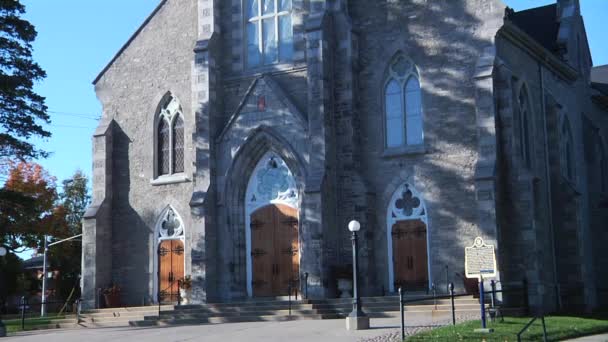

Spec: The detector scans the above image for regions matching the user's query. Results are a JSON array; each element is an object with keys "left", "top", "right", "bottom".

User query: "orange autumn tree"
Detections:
[{"left": 0, "top": 162, "right": 67, "bottom": 254}]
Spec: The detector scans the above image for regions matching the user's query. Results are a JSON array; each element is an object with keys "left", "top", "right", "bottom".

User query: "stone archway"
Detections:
[
  {"left": 387, "top": 183, "right": 430, "bottom": 292},
  {"left": 245, "top": 152, "right": 300, "bottom": 297}
]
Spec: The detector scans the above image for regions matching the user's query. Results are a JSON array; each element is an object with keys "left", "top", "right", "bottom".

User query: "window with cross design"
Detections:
[{"left": 246, "top": 0, "right": 293, "bottom": 68}]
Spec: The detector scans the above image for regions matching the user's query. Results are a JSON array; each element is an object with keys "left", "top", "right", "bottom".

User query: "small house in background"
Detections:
[{"left": 21, "top": 254, "right": 61, "bottom": 311}]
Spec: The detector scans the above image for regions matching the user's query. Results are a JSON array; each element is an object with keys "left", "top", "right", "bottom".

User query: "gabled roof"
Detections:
[
  {"left": 508, "top": 4, "right": 560, "bottom": 55},
  {"left": 592, "top": 65, "right": 608, "bottom": 84},
  {"left": 92, "top": 0, "right": 168, "bottom": 85}
]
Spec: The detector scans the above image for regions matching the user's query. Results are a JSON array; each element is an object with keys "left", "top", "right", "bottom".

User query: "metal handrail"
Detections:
[{"left": 517, "top": 316, "right": 548, "bottom": 342}]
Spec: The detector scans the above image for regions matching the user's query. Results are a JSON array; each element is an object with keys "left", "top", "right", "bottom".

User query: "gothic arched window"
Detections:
[
  {"left": 518, "top": 86, "right": 533, "bottom": 169},
  {"left": 172, "top": 114, "right": 184, "bottom": 173},
  {"left": 246, "top": 0, "right": 293, "bottom": 68},
  {"left": 158, "top": 119, "right": 170, "bottom": 176},
  {"left": 560, "top": 117, "right": 575, "bottom": 181},
  {"left": 155, "top": 94, "right": 185, "bottom": 178},
  {"left": 384, "top": 56, "right": 423, "bottom": 148}
]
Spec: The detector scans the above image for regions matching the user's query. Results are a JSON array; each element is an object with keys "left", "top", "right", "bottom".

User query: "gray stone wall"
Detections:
[
  {"left": 90, "top": 0, "right": 198, "bottom": 306},
  {"left": 349, "top": 0, "right": 504, "bottom": 295},
  {"left": 84, "top": 0, "right": 608, "bottom": 314},
  {"left": 495, "top": 4, "right": 608, "bottom": 311}
]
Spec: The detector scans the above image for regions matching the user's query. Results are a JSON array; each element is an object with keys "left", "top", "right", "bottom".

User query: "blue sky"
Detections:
[{"left": 20, "top": 0, "right": 608, "bottom": 188}]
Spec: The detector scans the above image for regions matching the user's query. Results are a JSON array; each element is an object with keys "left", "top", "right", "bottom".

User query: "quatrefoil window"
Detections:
[
  {"left": 158, "top": 208, "right": 184, "bottom": 238},
  {"left": 395, "top": 188, "right": 421, "bottom": 216}
]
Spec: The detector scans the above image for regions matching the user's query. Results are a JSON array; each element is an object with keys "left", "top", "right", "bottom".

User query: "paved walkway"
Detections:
[
  {"left": 564, "top": 334, "right": 608, "bottom": 342},
  {"left": 6, "top": 315, "right": 458, "bottom": 342}
]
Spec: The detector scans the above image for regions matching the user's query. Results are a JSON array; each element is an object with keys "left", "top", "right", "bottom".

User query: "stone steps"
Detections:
[
  {"left": 131, "top": 313, "right": 340, "bottom": 327},
  {"left": 77, "top": 306, "right": 168, "bottom": 327}
]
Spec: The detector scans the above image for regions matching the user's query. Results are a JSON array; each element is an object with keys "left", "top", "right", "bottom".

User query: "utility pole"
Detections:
[
  {"left": 40, "top": 234, "right": 82, "bottom": 317},
  {"left": 41, "top": 235, "right": 48, "bottom": 317}
]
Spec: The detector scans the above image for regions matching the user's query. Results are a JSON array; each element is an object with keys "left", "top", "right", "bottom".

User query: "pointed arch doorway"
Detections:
[
  {"left": 245, "top": 152, "right": 300, "bottom": 297},
  {"left": 387, "top": 183, "right": 430, "bottom": 292},
  {"left": 154, "top": 207, "right": 185, "bottom": 303}
]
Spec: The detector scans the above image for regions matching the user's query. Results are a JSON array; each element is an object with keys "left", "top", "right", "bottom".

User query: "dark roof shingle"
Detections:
[{"left": 508, "top": 4, "right": 559, "bottom": 54}]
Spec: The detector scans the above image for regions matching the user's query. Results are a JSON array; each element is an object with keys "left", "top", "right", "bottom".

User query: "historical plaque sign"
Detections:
[{"left": 465, "top": 237, "right": 496, "bottom": 279}]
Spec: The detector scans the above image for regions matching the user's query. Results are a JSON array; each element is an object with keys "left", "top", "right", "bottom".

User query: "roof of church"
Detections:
[
  {"left": 93, "top": 0, "right": 168, "bottom": 85},
  {"left": 508, "top": 4, "right": 560, "bottom": 55},
  {"left": 592, "top": 65, "right": 608, "bottom": 84}
]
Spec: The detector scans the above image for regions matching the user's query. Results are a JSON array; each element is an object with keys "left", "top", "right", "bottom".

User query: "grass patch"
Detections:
[
  {"left": 3, "top": 315, "right": 66, "bottom": 333},
  {"left": 406, "top": 316, "right": 608, "bottom": 341}
]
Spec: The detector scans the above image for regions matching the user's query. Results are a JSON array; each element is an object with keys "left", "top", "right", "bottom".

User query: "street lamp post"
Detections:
[
  {"left": 346, "top": 220, "right": 370, "bottom": 331},
  {"left": 0, "top": 246, "right": 8, "bottom": 337}
]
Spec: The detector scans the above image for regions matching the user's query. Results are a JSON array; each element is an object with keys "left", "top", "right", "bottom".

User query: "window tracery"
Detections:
[
  {"left": 246, "top": 152, "right": 298, "bottom": 212},
  {"left": 389, "top": 183, "right": 427, "bottom": 222},
  {"left": 158, "top": 207, "right": 184, "bottom": 239}
]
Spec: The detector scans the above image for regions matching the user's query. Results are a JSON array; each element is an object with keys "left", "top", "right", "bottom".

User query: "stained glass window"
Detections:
[
  {"left": 385, "top": 57, "right": 423, "bottom": 148},
  {"left": 246, "top": 0, "right": 293, "bottom": 67},
  {"left": 172, "top": 114, "right": 184, "bottom": 173},
  {"left": 385, "top": 80, "right": 404, "bottom": 147},
  {"left": 158, "top": 119, "right": 170, "bottom": 176},
  {"left": 156, "top": 94, "right": 186, "bottom": 177}
]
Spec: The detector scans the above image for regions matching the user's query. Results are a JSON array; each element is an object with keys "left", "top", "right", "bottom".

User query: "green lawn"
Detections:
[
  {"left": 3, "top": 316, "right": 65, "bottom": 333},
  {"left": 406, "top": 316, "right": 608, "bottom": 341}
]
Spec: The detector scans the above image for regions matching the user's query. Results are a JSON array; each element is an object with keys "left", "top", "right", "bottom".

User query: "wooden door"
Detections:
[
  {"left": 392, "top": 220, "right": 428, "bottom": 290},
  {"left": 251, "top": 204, "right": 299, "bottom": 297},
  {"left": 274, "top": 205, "right": 299, "bottom": 295},
  {"left": 158, "top": 239, "right": 184, "bottom": 303},
  {"left": 250, "top": 206, "right": 276, "bottom": 297}
]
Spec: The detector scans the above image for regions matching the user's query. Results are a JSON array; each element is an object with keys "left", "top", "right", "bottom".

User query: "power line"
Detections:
[
  {"left": 48, "top": 110, "right": 100, "bottom": 119},
  {"left": 49, "top": 124, "right": 96, "bottom": 129},
  {"left": 49, "top": 112, "right": 100, "bottom": 121}
]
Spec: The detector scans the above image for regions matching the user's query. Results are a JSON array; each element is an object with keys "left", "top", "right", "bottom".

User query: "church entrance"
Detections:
[
  {"left": 245, "top": 152, "right": 300, "bottom": 297},
  {"left": 392, "top": 219, "right": 428, "bottom": 290},
  {"left": 154, "top": 206, "right": 186, "bottom": 304},
  {"left": 387, "top": 183, "right": 430, "bottom": 292},
  {"left": 250, "top": 204, "right": 299, "bottom": 297},
  {"left": 158, "top": 239, "right": 184, "bottom": 303}
]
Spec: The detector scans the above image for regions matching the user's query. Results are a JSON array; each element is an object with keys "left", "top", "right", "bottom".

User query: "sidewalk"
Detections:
[
  {"left": 6, "top": 316, "right": 446, "bottom": 342},
  {"left": 564, "top": 334, "right": 608, "bottom": 342}
]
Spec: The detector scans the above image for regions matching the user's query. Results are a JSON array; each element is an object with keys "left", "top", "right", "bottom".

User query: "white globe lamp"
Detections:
[{"left": 348, "top": 220, "right": 361, "bottom": 232}]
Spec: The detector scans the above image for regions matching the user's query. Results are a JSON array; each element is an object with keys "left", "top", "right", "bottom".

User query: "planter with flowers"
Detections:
[
  {"left": 178, "top": 276, "right": 192, "bottom": 305},
  {"left": 102, "top": 283, "right": 121, "bottom": 308}
]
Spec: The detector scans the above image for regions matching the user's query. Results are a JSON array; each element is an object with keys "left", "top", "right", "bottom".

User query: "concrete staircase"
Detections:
[
  {"left": 77, "top": 305, "right": 173, "bottom": 328},
  {"left": 65, "top": 294, "right": 523, "bottom": 328},
  {"left": 130, "top": 299, "right": 336, "bottom": 327},
  {"left": 309, "top": 295, "right": 484, "bottom": 319},
  {"left": 129, "top": 294, "right": 511, "bottom": 327}
]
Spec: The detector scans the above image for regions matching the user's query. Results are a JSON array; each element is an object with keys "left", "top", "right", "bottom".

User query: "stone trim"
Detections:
[
  {"left": 150, "top": 173, "right": 190, "bottom": 186},
  {"left": 498, "top": 22, "right": 577, "bottom": 83}
]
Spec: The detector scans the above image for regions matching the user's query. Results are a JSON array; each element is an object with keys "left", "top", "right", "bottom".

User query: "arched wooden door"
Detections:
[
  {"left": 392, "top": 219, "right": 428, "bottom": 290},
  {"left": 158, "top": 239, "right": 184, "bottom": 303},
  {"left": 250, "top": 204, "right": 299, "bottom": 297}
]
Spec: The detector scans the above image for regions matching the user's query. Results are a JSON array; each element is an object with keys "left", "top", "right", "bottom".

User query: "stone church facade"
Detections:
[{"left": 81, "top": 0, "right": 608, "bottom": 313}]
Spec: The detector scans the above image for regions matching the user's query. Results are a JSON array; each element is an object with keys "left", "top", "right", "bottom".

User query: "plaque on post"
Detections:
[
  {"left": 465, "top": 237, "right": 496, "bottom": 333},
  {"left": 465, "top": 237, "right": 496, "bottom": 279}
]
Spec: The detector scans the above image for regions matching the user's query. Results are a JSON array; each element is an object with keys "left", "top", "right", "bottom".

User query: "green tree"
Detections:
[
  {"left": 50, "top": 171, "right": 89, "bottom": 300},
  {"left": 0, "top": 0, "right": 49, "bottom": 162},
  {"left": 0, "top": 162, "right": 61, "bottom": 254}
]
